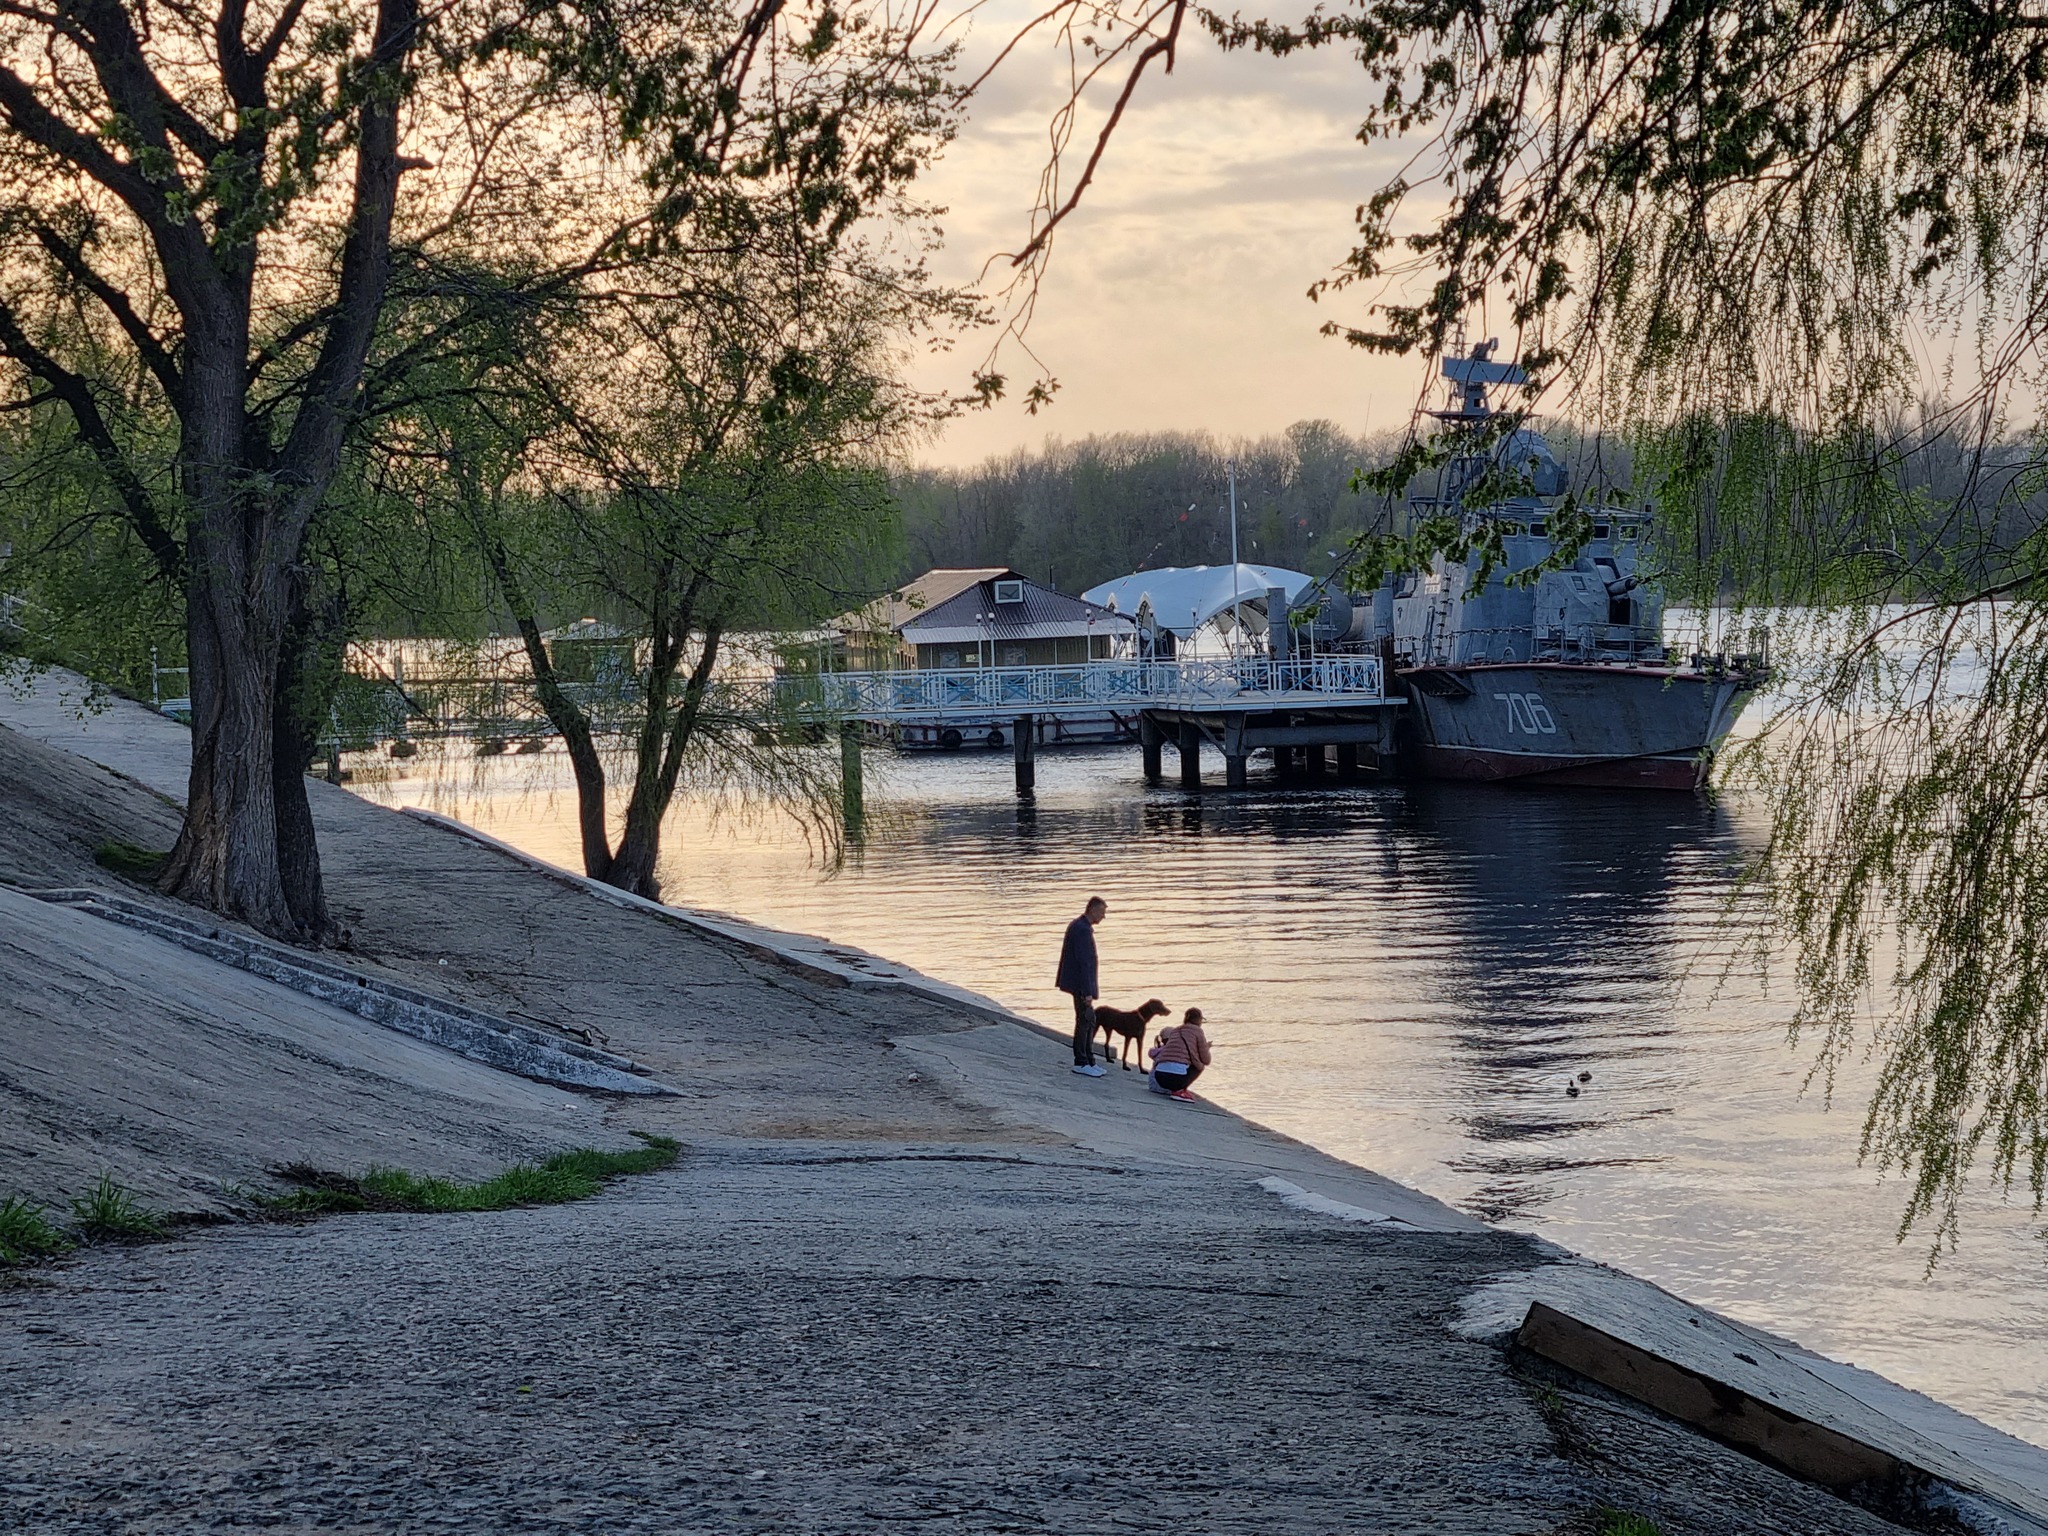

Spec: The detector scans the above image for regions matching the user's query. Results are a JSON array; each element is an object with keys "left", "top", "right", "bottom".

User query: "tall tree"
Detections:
[
  {"left": 0, "top": 0, "right": 957, "bottom": 939},
  {"left": 366, "top": 223, "right": 960, "bottom": 896}
]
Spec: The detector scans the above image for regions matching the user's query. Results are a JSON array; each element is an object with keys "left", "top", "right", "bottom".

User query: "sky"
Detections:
[
  {"left": 905, "top": 15, "right": 2038, "bottom": 471},
  {"left": 904, "top": 5, "right": 1441, "bottom": 468}
]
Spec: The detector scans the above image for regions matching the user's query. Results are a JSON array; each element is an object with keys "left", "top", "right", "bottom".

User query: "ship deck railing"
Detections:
[{"left": 1401, "top": 626, "right": 1679, "bottom": 668}]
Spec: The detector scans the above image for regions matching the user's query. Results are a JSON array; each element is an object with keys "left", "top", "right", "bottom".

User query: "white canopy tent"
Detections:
[{"left": 1081, "top": 564, "right": 1317, "bottom": 641}]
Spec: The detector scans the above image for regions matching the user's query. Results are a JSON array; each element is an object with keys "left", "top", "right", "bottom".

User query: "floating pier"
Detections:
[
  {"left": 309, "top": 653, "right": 1402, "bottom": 811},
  {"left": 816, "top": 657, "right": 1402, "bottom": 797}
]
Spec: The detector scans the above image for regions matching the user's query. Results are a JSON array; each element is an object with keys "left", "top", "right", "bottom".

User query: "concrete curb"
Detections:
[{"left": 28, "top": 888, "right": 675, "bottom": 1097}]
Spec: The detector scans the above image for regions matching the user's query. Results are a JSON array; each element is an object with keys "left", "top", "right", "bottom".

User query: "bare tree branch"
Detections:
[
  {"left": 0, "top": 296, "right": 180, "bottom": 579},
  {"left": 31, "top": 219, "right": 182, "bottom": 401}
]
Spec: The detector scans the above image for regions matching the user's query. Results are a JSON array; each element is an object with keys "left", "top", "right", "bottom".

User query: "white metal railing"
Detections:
[
  {"left": 150, "top": 651, "right": 191, "bottom": 718},
  {"left": 808, "top": 657, "right": 1383, "bottom": 719},
  {"left": 317, "top": 655, "right": 1388, "bottom": 748}
]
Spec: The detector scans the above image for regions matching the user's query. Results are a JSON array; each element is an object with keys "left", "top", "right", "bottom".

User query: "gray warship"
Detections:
[{"left": 1304, "top": 343, "right": 1767, "bottom": 790}]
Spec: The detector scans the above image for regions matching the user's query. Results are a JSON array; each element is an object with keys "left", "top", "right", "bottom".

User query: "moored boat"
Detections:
[{"left": 1304, "top": 341, "right": 1766, "bottom": 789}]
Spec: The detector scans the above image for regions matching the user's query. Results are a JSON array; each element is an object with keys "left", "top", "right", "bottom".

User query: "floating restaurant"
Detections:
[{"left": 825, "top": 568, "right": 1138, "bottom": 749}]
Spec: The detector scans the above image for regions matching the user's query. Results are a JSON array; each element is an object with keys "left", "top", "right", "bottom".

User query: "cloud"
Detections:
[{"left": 910, "top": 9, "right": 1445, "bottom": 467}]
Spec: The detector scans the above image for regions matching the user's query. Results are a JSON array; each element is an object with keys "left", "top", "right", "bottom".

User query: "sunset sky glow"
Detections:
[{"left": 907, "top": 6, "right": 1440, "bottom": 466}]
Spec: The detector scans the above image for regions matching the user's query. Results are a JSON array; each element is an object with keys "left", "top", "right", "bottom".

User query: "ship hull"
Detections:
[{"left": 1397, "top": 663, "right": 1756, "bottom": 791}]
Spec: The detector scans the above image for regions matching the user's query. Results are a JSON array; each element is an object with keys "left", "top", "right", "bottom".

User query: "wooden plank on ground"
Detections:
[{"left": 1518, "top": 1301, "right": 1901, "bottom": 1492}]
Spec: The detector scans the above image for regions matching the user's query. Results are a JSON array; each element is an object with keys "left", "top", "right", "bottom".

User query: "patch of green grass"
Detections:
[
  {"left": 278, "top": 1133, "right": 680, "bottom": 1216},
  {"left": 92, "top": 840, "right": 168, "bottom": 879},
  {"left": 1595, "top": 1510, "right": 1665, "bottom": 1536},
  {"left": 68, "top": 1174, "right": 167, "bottom": 1244},
  {"left": 0, "top": 1197, "right": 72, "bottom": 1265},
  {"left": 244, "top": 1177, "right": 375, "bottom": 1217}
]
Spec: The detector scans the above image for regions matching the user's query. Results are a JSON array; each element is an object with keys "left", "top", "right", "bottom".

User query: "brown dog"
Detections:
[{"left": 1094, "top": 999, "right": 1170, "bottom": 1070}]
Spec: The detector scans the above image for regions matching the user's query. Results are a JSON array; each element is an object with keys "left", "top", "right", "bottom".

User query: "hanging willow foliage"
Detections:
[
  {"left": 1709, "top": 587, "right": 2048, "bottom": 1253},
  {"left": 1120, "top": 0, "right": 2048, "bottom": 1245}
]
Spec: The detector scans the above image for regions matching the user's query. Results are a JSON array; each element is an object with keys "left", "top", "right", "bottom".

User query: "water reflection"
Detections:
[{"left": 1385, "top": 786, "right": 1742, "bottom": 1220}]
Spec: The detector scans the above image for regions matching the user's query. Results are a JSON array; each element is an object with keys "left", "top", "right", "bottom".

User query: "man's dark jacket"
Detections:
[{"left": 1056, "top": 914, "right": 1098, "bottom": 998}]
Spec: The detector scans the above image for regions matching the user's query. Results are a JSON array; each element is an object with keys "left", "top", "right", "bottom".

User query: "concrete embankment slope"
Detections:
[
  {"left": 0, "top": 722, "right": 621, "bottom": 1210},
  {"left": 0, "top": 882, "right": 608, "bottom": 1209},
  {"left": 0, "top": 668, "right": 1042, "bottom": 1151},
  {"left": 1, "top": 664, "right": 2044, "bottom": 1535}
]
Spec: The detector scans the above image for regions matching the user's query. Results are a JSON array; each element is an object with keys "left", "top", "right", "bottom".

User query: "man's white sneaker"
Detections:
[{"left": 1073, "top": 1064, "right": 1107, "bottom": 1077}]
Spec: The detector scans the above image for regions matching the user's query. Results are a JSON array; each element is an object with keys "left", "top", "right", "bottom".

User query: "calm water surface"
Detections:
[{"left": 357, "top": 745, "right": 2048, "bottom": 1448}]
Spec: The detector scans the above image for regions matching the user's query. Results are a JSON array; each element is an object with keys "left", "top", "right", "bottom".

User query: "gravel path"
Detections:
[{"left": 2, "top": 1142, "right": 1920, "bottom": 1535}]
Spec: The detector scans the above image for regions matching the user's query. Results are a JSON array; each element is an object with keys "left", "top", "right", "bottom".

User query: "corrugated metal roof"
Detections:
[
  {"left": 829, "top": 568, "right": 1018, "bottom": 636},
  {"left": 902, "top": 576, "right": 1133, "bottom": 640}
]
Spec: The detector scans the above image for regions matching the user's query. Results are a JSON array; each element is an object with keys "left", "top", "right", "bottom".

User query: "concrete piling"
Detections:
[
  {"left": 1140, "top": 714, "right": 1163, "bottom": 783},
  {"left": 1178, "top": 719, "right": 1202, "bottom": 791},
  {"left": 840, "top": 722, "right": 864, "bottom": 838},
  {"left": 1014, "top": 715, "right": 1035, "bottom": 795}
]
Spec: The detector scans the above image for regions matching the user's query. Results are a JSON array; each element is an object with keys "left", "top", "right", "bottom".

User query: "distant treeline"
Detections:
[
  {"left": 895, "top": 411, "right": 2048, "bottom": 605},
  {"left": 891, "top": 421, "right": 1404, "bottom": 595}
]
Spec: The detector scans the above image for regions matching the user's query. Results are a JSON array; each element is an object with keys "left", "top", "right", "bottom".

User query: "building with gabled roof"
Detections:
[
  {"left": 829, "top": 568, "right": 1135, "bottom": 671},
  {"left": 828, "top": 568, "right": 1016, "bottom": 669},
  {"left": 898, "top": 571, "right": 1135, "bottom": 670}
]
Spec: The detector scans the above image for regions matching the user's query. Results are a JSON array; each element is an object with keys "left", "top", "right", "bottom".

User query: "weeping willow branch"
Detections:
[{"left": 1722, "top": 584, "right": 2048, "bottom": 1256}]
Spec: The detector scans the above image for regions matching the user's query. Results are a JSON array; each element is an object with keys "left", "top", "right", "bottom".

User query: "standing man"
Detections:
[{"left": 1058, "top": 896, "right": 1109, "bottom": 1077}]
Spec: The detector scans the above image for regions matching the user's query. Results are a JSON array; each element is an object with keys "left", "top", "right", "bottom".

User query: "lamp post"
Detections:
[{"left": 1228, "top": 459, "right": 1245, "bottom": 664}]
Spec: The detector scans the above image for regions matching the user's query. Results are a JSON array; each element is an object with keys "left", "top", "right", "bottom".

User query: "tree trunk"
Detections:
[
  {"left": 606, "top": 778, "right": 667, "bottom": 900},
  {"left": 272, "top": 585, "right": 332, "bottom": 938},
  {"left": 487, "top": 535, "right": 615, "bottom": 882},
  {"left": 272, "top": 697, "right": 329, "bottom": 937},
  {"left": 153, "top": 272, "right": 333, "bottom": 940},
  {"left": 606, "top": 695, "right": 675, "bottom": 900},
  {"left": 536, "top": 668, "right": 613, "bottom": 885},
  {"left": 605, "top": 626, "right": 722, "bottom": 900},
  {"left": 159, "top": 530, "right": 305, "bottom": 938},
  {"left": 566, "top": 747, "right": 613, "bottom": 884}
]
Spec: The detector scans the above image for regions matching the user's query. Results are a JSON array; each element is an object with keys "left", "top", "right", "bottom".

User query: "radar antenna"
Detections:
[{"left": 1429, "top": 337, "right": 1524, "bottom": 422}]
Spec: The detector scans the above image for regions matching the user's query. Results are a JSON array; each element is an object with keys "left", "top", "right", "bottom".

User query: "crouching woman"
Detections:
[{"left": 1148, "top": 1008, "right": 1211, "bottom": 1100}]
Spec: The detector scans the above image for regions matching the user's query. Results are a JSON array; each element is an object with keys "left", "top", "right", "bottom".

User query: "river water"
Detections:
[{"left": 354, "top": 744, "right": 2048, "bottom": 1449}]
